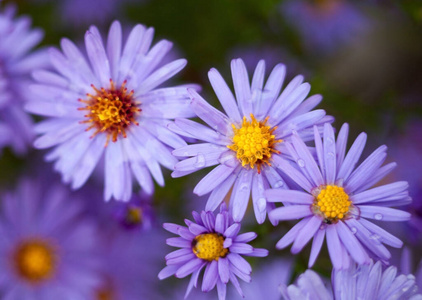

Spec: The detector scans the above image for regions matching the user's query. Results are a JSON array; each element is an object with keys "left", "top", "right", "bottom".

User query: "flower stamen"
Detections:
[
  {"left": 313, "top": 185, "right": 351, "bottom": 222},
  {"left": 192, "top": 233, "right": 228, "bottom": 261}
]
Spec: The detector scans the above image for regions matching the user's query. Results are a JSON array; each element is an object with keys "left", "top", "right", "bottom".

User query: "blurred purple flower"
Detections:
[
  {"left": 26, "top": 20, "right": 199, "bottom": 201},
  {"left": 171, "top": 58, "right": 332, "bottom": 223},
  {"left": 113, "top": 194, "right": 155, "bottom": 231},
  {"left": 0, "top": 179, "right": 101, "bottom": 299},
  {"left": 280, "top": 0, "right": 369, "bottom": 54},
  {"left": 266, "top": 123, "right": 411, "bottom": 269},
  {"left": 282, "top": 261, "right": 421, "bottom": 299},
  {"left": 0, "top": 5, "right": 48, "bottom": 155},
  {"left": 158, "top": 204, "right": 268, "bottom": 300}
]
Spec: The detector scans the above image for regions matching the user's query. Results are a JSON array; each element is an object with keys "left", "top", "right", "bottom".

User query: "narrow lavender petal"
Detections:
[
  {"left": 337, "top": 132, "right": 367, "bottom": 182},
  {"left": 214, "top": 214, "right": 225, "bottom": 234},
  {"left": 308, "top": 227, "right": 325, "bottom": 268},
  {"left": 353, "top": 162, "right": 397, "bottom": 194},
  {"left": 172, "top": 143, "right": 227, "bottom": 158},
  {"left": 174, "top": 152, "right": 220, "bottom": 172},
  {"left": 276, "top": 110, "right": 326, "bottom": 139},
  {"left": 231, "top": 58, "right": 252, "bottom": 116},
  {"left": 263, "top": 166, "right": 287, "bottom": 189},
  {"left": 313, "top": 125, "right": 325, "bottom": 178},
  {"left": 336, "top": 123, "right": 349, "bottom": 172},
  {"left": 194, "top": 164, "right": 236, "bottom": 196},
  {"left": 234, "top": 232, "right": 257, "bottom": 243},
  {"left": 132, "top": 162, "right": 154, "bottom": 194},
  {"left": 189, "top": 88, "right": 232, "bottom": 135},
  {"left": 163, "top": 223, "right": 185, "bottom": 234},
  {"left": 177, "top": 227, "right": 196, "bottom": 240},
  {"left": 185, "top": 267, "right": 202, "bottom": 299},
  {"left": 218, "top": 258, "right": 230, "bottom": 284},
  {"left": 272, "top": 156, "right": 313, "bottom": 192},
  {"left": 223, "top": 223, "right": 241, "bottom": 238},
  {"left": 269, "top": 205, "right": 312, "bottom": 221},
  {"left": 201, "top": 211, "right": 216, "bottom": 232},
  {"left": 229, "top": 271, "right": 244, "bottom": 297},
  {"left": 291, "top": 215, "right": 322, "bottom": 254},
  {"left": 165, "top": 248, "right": 193, "bottom": 261},
  {"left": 336, "top": 221, "right": 370, "bottom": 265},
  {"left": 229, "top": 243, "right": 254, "bottom": 254},
  {"left": 174, "top": 118, "right": 229, "bottom": 145},
  {"left": 167, "top": 252, "right": 196, "bottom": 265},
  {"left": 247, "top": 248, "right": 269, "bottom": 257},
  {"left": 188, "top": 223, "right": 208, "bottom": 236},
  {"left": 345, "top": 146, "right": 387, "bottom": 193},
  {"left": 351, "top": 181, "right": 409, "bottom": 204},
  {"left": 146, "top": 122, "right": 188, "bottom": 150},
  {"left": 345, "top": 219, "right": 391, "bottom": 261},
  {"left": 322, "top": 123, "right": 337, "bottom": 184},
  {"left": 227, "top": 253, "right": 252, "bottom": 274},
  {"left": 208, "top": 68, "right": 242, "bottom": 122},
  {"left": 275, "top": 218, "right": 309, "bottom": 249},
  {"left": 230, "top": 169, "right": 253, "bottom": 222},
  {"left": 358, "top": 218, "right": 403, "bottom": 248},
  {"left": 206, "top": 169, "right": 239, "bottom": 212},
  {"left": 358, "top": 206, "right": 411, "bottom": 222},
  {"left": 59, "top": 38, "right": 94, "bottom": 84},
  {"left": 166, "top": 237, "right": 191, "bottom": 248},
  {"left": 176, "top": 258, "right": 204, "bottom": 278},
  {"left": 291, "top": 132, "right": 324, "bottom": 187},
  {"left": 265, "top": 189, "right": 314, "bottom": 204},
  {"left": 251, "top": 172, "right": 267, "bottom": 224},
  {"left": 158, "top": 265, "right": 179, "bottom": 280},
  {"left": 251, "top": 60, "right": 265, "bottom": 93},
  {"left": 106, "top": 20, "right": 122, "bottom": 80},
  {"left": 290, "top": 94, "right": 323, "bottom": 117},
  {"left": 85, "top": 31, "right": 110, "bottom": 87},
  {"left": 326, "top": 225, "right": 343, "bottom": 269},
  {"left": 202, "top": 260, "right": 218, "bottom": 292},
  {"left": 216, "top": 279, "right": 227, "bottom": 300}
]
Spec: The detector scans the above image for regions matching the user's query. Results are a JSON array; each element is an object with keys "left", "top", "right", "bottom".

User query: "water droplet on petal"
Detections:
[
  {"left": 258, "top": 198, "right": 266, "bottom": 212},
  {"left": 374, "top": 213, "right": 383, "bottom": 220},
  {"left": 297, "top": 159, "right": 305, "bottom": 168},
  {"left": 327, "top": 152, "right": 335, "bottom": 159},
  {"left": 369, "top": 234, "right": 380, "bottom": 241},
  {"left": 350, "top": 227, "right": 357, "bottom": 234},
  {"left": 326, "top": 138, "right": 334, "bottom": 145},
  {"left": 183, "top": 151, "right": 189, "bottom": 156},
  {"left": 240, "top": 183, "right": 249, "bottom": 191},
  {"left": 274, "top": 181, "right": 284, "bottom": 188},
  {"left": 219, "top": 152, "right": 237, "bottom": 167},
  {"left": 194, "top": 153, "right": 206, "bottom": 168}
]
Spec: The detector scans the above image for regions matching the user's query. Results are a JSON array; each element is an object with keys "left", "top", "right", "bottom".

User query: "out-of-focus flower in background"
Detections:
[
  {"left": 26, "top": 20, "right": 199, "bottom": 201},
  {"left": 0, "top": 179, "right": 101, "bottom": 299},
  {"left": 171, "top": 58, "right": 332, "bottom": 224},
  {"left": 0, "top": 5, "right": 48, "bottom": 156}
]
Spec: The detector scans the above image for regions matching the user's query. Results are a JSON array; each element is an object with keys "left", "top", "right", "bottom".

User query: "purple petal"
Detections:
[
  {"left": 166, "top": 237, "right": 191, "bottom": 248},
  {"left": 272, "top": 156, "right": 313, "bottom": 192},
  {"left": 265, "top": 189, "right": 314, "bottom": 204},
  {"left": 337, "top": 132, "right": 367, "bottom": 182},
  {"left": 194, "top": 164, "right": 236, "bottom": 196},
  {"left": 336, "top": 221, "right": 370, "bottom": 265},
  {"left": 350, "top": 181, "right": 408, "bottom": 204},
  {"left": 230, "top": 169, "right": 253, "bottom": 222},
  {"left": 358, "top": 206, "right": 411, "bottom": 222},
  {"left": 336, "top": 123, "right": 349, "bottom": 172},
  {"left": 291, "top": 215, "right": 322, "bottom": 254},
  {"left": 229, "top": 243, "right": 254, "bottom": 254},
  {"left": 158, "top": 265, "right": 179, "bottom": 280},
  {"left": 326, "top": 225, "right": 343, "bottom": 269},
  {"left": 227, "top": 253, "right": 252, "bottom": 274},
  {"left": 275, "top": 218, "right": 308, "bottom": 249},
  {"left": 308, "top": 227, "right": 325, "bottom": 268},
  {"left": 206, "top": 169, "right": 238, "bottom": 212},
  {"left": 224, "top": 223, "right": 240, "bottom": 238},
  {"left": 323, "top": 123, "right": 337, "bottom": 184},
  {"left": 218, "top": 258, "right": 230, "bottom": 284},
  {"left": 269, "top": 205, "right": 312, "bottom": 221},
  {"left": 251, "top": 172, "right": 267, "bottom": 224},
  {"left": 175, "top": 258, "right": 205, "bottom": 278},
  {"left": 202, "top": 260, "right": 218, "bottom": 292},
  {"left": 358, "top": 218, "right": 403, "bottom": 248},
  {"left": 234, "top": 232, "right": 257, "bottom": 243},
  {"left": 231, "top": 58, "right": 252, "bottom": 116}
]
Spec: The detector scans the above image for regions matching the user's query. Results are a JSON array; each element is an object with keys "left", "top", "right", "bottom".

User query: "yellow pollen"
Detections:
[
  {"left": 125, "top": 206, "right": 142, "bottom": 225},
  {"left": 227, "top": 114, "right": 281, "bottom": 173},
  {"left": 192, "top": 233, "right": 228, "bottom": 261},
  {"left": 313, "top": 185, "right": 351, "bottom": 222},
  {"left": 78, "top": 79, "right": 141, "bottom": 147},
  {"left": 14, "top": 239, "right": 56, "bottom": 283}
]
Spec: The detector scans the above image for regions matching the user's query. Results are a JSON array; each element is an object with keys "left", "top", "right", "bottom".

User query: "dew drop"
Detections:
[
  {"left": 297, "top": 159, "right": 305, "bottom": 168},
  {"left": 326, "top": 138, "right": 334, "bottom": 145},
  {"left": 194, "top": 153, "right": 206, "bottom": 168},
  {"left": 183, "top": 151, "right": 189, "bottom": 156},
  {"left": 350, "top": 227, "right": 357, "bottom": 234},
  {"left": 258, "top": 198, "right": 266, "bottom": 212},
  {"left": 369, "top": 234, "right": 380, "bottom": 241},
  {"left": 274, "top": 181, "right": 284, "bottom": 188},
  {"left": 219, "top": 152, "right": 237, "bottom": 167},
  {"left": 240, "top": 183, "right": 249, "bottom": 191},
  {"left": 327, "top": 152, "right": 335, "bottom": 159},
  {"left": 374, "top": 213, "right": 383, "bottom": 220}
]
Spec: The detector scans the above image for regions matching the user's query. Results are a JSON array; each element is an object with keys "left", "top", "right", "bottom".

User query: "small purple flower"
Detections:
[
  {"left": 26, "top": 21, "right": 199, "bottom": 201},
  {"left": 282, "top": 261, "right": 421, "bottom": 299},
  {"left": 171, "top": 58, "right": 332, "bottom": 223},
  {"left": 113, "top": 195, "right": 155, "bottom": 231},
  {"left": 266, "top": 123, "right": 411, "bottom": 269},
  {"left": 0, "top": 179, "right": 101, "bottom": 299},
  {"left": 158, "top": 204, "right": 268, "bottom": 300},
  {"left": 0, "top": 5, "right": 49, "bottom": 155}
]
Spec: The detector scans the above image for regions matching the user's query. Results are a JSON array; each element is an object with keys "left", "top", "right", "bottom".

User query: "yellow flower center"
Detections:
[
  {"left": 125, "top": 206, "right": 143, "bottom": 225},
  {"left": 78, "top": 79, "right": 141, "bottom": 146},
  {"left": 227, "top": 114, "right": 281, "bottom": 172},
  {"left": 192, "top": 233, "right": 228, "bottom": 261},
  {"left": 14, "top": 239, "right": 56, "bottom": 283},
  {"left": 313, "top": 185, "right": 351, "bottom": 222}
]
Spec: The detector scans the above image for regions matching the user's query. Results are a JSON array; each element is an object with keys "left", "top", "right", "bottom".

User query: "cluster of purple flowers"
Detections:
[{"left": 0, "top": 2, "right": 420, "bottom": 299}]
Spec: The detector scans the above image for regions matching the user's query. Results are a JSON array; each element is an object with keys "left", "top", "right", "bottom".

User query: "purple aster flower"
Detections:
[
  {"left": 0, "top": 5, "right": 48, "bottom": 155},
  {"left": 171, "top": 58, "right": 332, "bottom": 223},
  {"left": 266, "top": 123, "right": 411, "bottom": 269},
  {"left": 280, "top": 0, "right": 369, "bottom": 54},
  {"left": 113, "top": 194, "right": 155, "bottom": 231},
  {"left": 93, "top": 229, "right": 166, "bottom": 299},
  {"left": 282, "top": 261, "right": 422, "bottom": 299},
  {"left": 158, "top": 204, "right": 269, "bottom": 300},
  {"left": 26, "top": 21, "right": 198, "bottom": 201},
  {"left": 0, "top": 179, "right": 101, "bottom": 299}
]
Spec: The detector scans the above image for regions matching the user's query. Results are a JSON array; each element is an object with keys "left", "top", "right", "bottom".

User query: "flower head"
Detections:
[
  {"left": 266, "top": 123, "right": 411, "bottom": 269},
  {"left": 158, "top": 204, "right": 268, "bottom": 300},
  {"left": 0, "top": 179, "right": 101, "bottom": 298},
  {"left": 26, "top": 21, "right": 198, "bottom": 201},
  {"left": 171, "top": 58, "right": 332, "bottom": 223},
  {"left": 0, "top": 5, "right": 48, "bottom": 155},
  {"left": 282, "top": 261, "right": 421, "bottom": 300}
]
